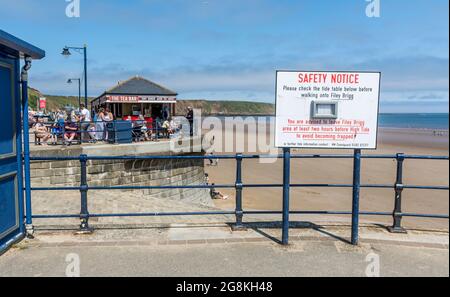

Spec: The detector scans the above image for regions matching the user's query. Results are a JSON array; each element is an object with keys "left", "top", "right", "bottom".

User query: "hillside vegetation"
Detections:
[
  {"left": 28, "top": 88, "right": 94, "bottom": 111},
  {"left": 175, "top": 100, "right": 274, "bottom": 116},
  {"left": 28, "top": 87, "right": 275, "bottom": 115}
]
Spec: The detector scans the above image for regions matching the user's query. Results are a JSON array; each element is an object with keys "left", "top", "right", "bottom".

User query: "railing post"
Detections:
[
  {"left": 232, "top": 153, "right": 246, "bottom": 231},
  {"left": 351, "top": 149, "right": 362, "bottom": 245},
  {"left": 388, "top": 153, "right": 407, "bottom": 233},
  {"left": 78, "top": 154, "right": 92, "bottom": 234},
  {"left": 282, "top": 147, "right": 291, "bottom": 245},
  {"left": 21, "top": 64, "right": 34, "bottom": 238}
]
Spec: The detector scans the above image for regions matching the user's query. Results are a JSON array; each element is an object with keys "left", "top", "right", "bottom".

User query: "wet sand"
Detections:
[{"left": 204, "top": 127, "right": 449, "bottom": 230}]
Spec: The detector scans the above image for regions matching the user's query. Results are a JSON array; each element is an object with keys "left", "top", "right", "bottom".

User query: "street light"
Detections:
[
  {"left": 61, "top": 45, "right": 88, "bottom": 109},
  {"left": 61, "top": 47, "right": 71, "bottom": 56},
  {"left": 67, "top": 78, "right": 81, "bottom": 109}
]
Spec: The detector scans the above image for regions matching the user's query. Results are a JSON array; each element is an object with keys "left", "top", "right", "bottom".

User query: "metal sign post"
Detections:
[
  {"left": 275, "top": 70, "right": 381, "bottom": 246},
  {"left": 281, "top": 147, "right": 291, "bottom": 245},
  {"left": 351, "top": 149, "right": 362, "bottom": 245}
]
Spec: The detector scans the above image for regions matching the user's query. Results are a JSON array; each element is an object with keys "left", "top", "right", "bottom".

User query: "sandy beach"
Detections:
[{"left": 204, "top": 126, "right": 449, "bottom": 230}]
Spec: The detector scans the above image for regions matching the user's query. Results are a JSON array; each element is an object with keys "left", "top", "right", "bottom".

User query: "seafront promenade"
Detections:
[
  {"left": 5, "top": 119, "right": 448, "bottom": 277},
  {"left": 1, "top": 219, "right": 448, "bottom": 277}
]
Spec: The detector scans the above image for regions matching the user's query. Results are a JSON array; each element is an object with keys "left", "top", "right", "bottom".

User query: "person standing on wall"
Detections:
[
  {"left": 79, "top": 103, "right": 91, "bottom": 142},
  {"left": 186, "top": 106, "right": 194, "bottom": 136}
]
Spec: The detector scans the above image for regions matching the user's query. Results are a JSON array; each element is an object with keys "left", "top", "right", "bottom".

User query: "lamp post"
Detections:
[
  {"left": 67, "top": 78, "right": 81, "bottom": 109},
  {"left": 61, "top": 45, "right": 88, "bottom": 109}
]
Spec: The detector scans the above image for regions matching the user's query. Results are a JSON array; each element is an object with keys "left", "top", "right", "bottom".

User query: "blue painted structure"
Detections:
[{"left": 0, "top": 30, "right": 44, "bottom": 254}]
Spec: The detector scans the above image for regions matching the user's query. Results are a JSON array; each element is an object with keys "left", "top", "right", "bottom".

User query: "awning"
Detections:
[{"left": 93, "top": 95, "right": 177, "bottom": 106}]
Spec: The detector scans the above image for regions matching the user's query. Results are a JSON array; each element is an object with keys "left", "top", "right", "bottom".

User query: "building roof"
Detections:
[
  {"left": 0, "top": 30, "right": 45, "bottom": 59},
  {"left": 103, "top": 76, "right": 177, "bottom": 96}
]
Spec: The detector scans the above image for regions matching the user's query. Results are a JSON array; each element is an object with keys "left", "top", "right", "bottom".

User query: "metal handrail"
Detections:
[{"left": 26, "top": 152, "right": 449, "bottom": 245}]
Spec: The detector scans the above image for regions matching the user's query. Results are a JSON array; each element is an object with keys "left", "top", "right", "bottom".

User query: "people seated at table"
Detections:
[{"left": 131, "top": 115, "right": 150, "bottom": 141}]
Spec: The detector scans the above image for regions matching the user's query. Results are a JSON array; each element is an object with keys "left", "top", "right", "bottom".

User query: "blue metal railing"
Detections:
[
  {"left": 31, "top": 120, "right": 181, "bottom": 145},
  {"left": 26, "top": 152, "right": 449, "bottom": 245}
]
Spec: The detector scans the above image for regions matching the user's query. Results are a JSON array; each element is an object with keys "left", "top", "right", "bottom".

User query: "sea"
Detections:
[
  {"left": 378, "top": 113, "right": 449, "bottom": 130},
  {"left": 215, "top": 113, "right": 449, "bottom": 130}
]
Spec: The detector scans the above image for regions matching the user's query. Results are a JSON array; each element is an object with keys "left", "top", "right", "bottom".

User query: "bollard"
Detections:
[
  {"left": 78, "top": 154, "right": 92, "bottom": 234},
  {"left": 388, "top": 153, "right": 407, "bottom": 233},
  {"left": 351, "top": 149, "right": 361, "bottom": 245},
  {"left": 281, "top": 148, "right": 291, "bottom": 245},
  {"left": 232, "top": 153, "right": 246, "bottom": 231}
]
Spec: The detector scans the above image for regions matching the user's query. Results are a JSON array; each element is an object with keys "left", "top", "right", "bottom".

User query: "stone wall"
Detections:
[{"left": 30, "top": 140, "right": 212, "bottom": 206}]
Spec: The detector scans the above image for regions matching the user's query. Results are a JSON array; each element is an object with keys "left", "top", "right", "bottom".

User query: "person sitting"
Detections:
[
  {"left": 162, "top": 118, "right": 170, "bottom": 138},
  {"left": 138, "top": 115, "right": 151, "bottom": 141},
  {"left": 169, "top": 118, "right": 178, "bottom": 133},
  {"left": 50, "top": 120, "right": 64, "bottom": 145},
  {"left": 64, "top": 119, "right": 78, "bottom": 145},
  {"left": 131, "top": 115, "right": 145, "bottom": 142},
  {"left": 34, "top": 117, "right": 51, "bottom": 145},
  {"left": 87, "top": 122, "right": 97, "bottom": 143},
  {"left": 210, "top": 183, "right": 229, "bottom": 200}
]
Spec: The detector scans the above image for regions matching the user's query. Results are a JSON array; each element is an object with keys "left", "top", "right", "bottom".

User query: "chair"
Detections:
[{"left": 132, "top": 125, "right": 145, "bottom": 142}]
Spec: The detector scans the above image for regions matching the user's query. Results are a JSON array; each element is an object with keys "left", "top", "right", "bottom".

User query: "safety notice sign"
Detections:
[{"left": 275, "top": 71, "right": 381, "bottom": 149}]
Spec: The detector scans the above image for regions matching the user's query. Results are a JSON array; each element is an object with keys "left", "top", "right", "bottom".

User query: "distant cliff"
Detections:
[
  {"left": 28, "top": 88, "right": 94, "bottom": 111},
  {"left": 28, "top": 88, "right": 274, "bottom": 116},
  {"left": 175, "top": 100, "right": 274, "bottom": 116}
]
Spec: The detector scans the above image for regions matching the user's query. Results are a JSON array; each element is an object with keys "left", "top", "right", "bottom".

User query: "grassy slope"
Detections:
[
  {"left": 29, "top": 87, "right": 275, "bottom": 115},
  {"left": 28, "top": 87, "right": 94, "bottom": 111},
  {"left": 175, "top": 100, "right": 274, "bottom": 116}
]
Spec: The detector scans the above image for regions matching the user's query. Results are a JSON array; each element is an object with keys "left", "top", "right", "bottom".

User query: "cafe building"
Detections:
[{"left": 91, "top": 75, "right": 177, "bottom": 121}]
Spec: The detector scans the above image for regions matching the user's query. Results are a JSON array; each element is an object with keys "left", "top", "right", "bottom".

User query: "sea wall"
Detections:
[{"left": 30, "top": 139, "right": 212, "bottom": 206}]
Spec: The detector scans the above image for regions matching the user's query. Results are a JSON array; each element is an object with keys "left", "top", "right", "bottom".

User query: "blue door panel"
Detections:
[
  {"left": 0, "top": 56, "right": 22, "bottom": 252},
  {"left": 0, "top": 61, "right": 15, "bottom": 157},
  {"left": 0, "top": 173, "right": 19, "bottom": 240}
]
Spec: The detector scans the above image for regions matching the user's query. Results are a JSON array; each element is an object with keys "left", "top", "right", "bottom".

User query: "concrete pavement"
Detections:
[{"left": 0, "top": 222, "right": 448, "bottom": 277}]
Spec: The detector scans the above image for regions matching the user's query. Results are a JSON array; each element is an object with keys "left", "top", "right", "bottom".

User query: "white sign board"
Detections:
[{"left": 275, "top": 71, "right": 381, "bottom": 149}]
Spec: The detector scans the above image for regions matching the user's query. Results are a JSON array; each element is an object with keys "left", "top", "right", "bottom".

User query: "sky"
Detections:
[{"left": 0, "top": 0, "right": 448, "bottom": 112}]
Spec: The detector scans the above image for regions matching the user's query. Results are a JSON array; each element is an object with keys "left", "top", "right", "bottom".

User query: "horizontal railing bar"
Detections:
[
  {"left": 31, "top": 211, "right": 448, "bottom": 219},
  {"left": 403, "top": 185, "right": 449, "bottom": 190},
  {"left": 243, "top": 210, "right": 392, "bottom": 216},
  {"left": 403, "top": 155, "right": 449, "bottom": 160},
  {"left": 30, "top": 184, "right": 235, "bottom": 191},
  {"left": 29, "top": 153, "right": 450, "bottom": 162},
  {"left": 30, "top": 187, "right": 81, "bottom": 191},
  {"left": 400, "top": 213, "right": 449, "bottom": 219},
  {"left": 89, "top": 185, "right": 236, "bottom": 190},
  {"left": 29, "top": 184, "right": 449, "bottom": 191},
  {"left": 32, "top": 211, "right": 235, "bottom": 219},
  {"left": 32, "top": 214, "right": 80, "bottom": 218},
  {"left": 90, "top": 211, "right": 236, "bottom": 217}
]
